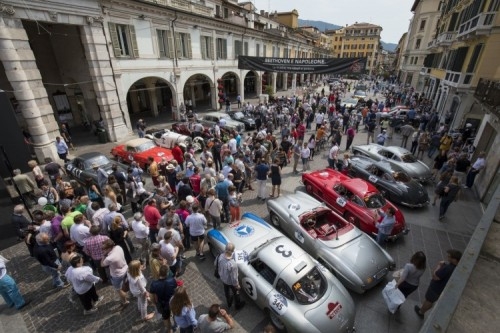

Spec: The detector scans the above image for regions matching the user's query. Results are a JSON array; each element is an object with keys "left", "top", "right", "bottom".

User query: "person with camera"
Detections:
[{"left": 198, "top": 303, "right": 234, "bottom": 333}]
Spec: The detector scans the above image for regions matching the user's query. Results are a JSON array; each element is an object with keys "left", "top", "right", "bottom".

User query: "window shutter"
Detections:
[
  {"left": 244, "top": 42, "right": 248, "bottom": 56},
  {"left": 223, "top": 39, "right": 227, "bottom": 59},
  {"left": 186, "top": 34, "right": 192, "bottom": 59},
  {"left": 209, "top": 37, "right": 215, "bottom": 60},
  {"left": 157, "top": 30, "right": 165, "bottom": 57},
  {"left": 129, "top": 25, "right": 139, "bottom": 57},
  {"left": 108, "top": 23, "right": 121, "bottom": 57},
  {"left": 167, "top": 31, "right": 175, "bottom": 58},
  {"left": 175, "top": 32, "right": 182, "bottom": 58},
  {"left": 201, "top": 36, "right": 207, "bottom": 59}
]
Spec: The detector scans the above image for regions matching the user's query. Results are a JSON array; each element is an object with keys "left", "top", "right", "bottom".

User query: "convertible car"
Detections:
[
  {"left": 347, "top": 155, "right": 429, "bottom": 208},
  {"left": 65, "top": 152, "right": 127, "bottom": 185},
  {"left": 110, "top": 138, "right": 173, "bottom": 169},
  {"left": 267, "top": 192, "right": 395, "bottom": 294},
  {"left": 302, "top": 169, "right": 408, "bottom": 240},
  {"left": 171, "top": 121, "right": 213, "bottom": 140},
  {"left": 145, "top": 129, "right": 204, "bottom": 152},
  {"left": 207, "top": 213, "right": 355, "bottom": 333},
  {"left": 352, "top": 144, "right": 432, "bottom": 182}
]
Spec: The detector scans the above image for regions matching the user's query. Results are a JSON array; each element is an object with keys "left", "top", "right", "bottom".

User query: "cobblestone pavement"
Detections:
[{"left": 0, "top": 87, "right": 483, "bottom": 333}]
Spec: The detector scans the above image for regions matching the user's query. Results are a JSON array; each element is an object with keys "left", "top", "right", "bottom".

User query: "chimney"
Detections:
[{"left": 260, "top": 10, "right": 264, "bottom": 15}]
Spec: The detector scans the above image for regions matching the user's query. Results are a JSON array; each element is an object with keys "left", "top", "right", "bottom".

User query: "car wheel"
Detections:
[
  {"left": 344, "top": 212, "right": 360, "bottom": 229},
  {"left": 270, "top": 212, "right": 281, "bottom": 228},
  {"left": 116, "top": 156, "right": 123, "bottom": 163},
  {"left": 267, "top": 309, "right": 287, "bottom": 332},
  {"left": 304, "top": 182, "right": 313, "bottom": 194}
]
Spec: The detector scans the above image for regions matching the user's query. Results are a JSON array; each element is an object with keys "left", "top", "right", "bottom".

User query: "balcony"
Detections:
[
  {"left": 420, "top": 67, "right": 431, "bottom": 76},
  {"left": 443, "top": 70, "right": 474, "bottom": 90},
  {"left": 436, "top": 32, "right": 456, "bottom": 47},
  {"left": 475, "top": 78, "right": 500, "bottom": 117},
  {"left": 427, "top": 39, "right": 438, "bottom": 50},
  {"left": 140, "top": 0, "right": 213, "bottom": 17},
  {"left": 457, "top": 11, "right": 496, "bottom": 40}
]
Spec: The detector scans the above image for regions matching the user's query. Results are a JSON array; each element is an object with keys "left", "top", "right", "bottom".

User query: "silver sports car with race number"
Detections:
[
  {"left": 145, "top": 129, "right": 205, "bottom": 152},
  {"left": 347, "top": 155, "right": 429, "bottom": 208},
  {"left": 352, "top": 144, "right": 432, "bottom": 182},
  {"left": 267, "top": 191, "right": 395, "bottom": 294},
  {"left": 206, "top": 213, "right": 355, "bottom": 333}
]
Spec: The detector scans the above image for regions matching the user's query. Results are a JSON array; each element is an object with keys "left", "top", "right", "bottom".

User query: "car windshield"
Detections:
[
  {"left": 84, "top": 155, "right": 110, "bottom": 169},
  {"left": 233, "top": 112, "right": 245, "bottom": 119},
  {"left": 292, "top": 267, "right": 327, "bottom": 305},
  {"left": 354, "top": 90, "right": 366, "bottom": 96},
  {"left": 344, "top": 99, "right": 358, "bottom": 104},
  {"left": 220, "top": 114, "right": 231, "bottom": 120},
  {"left": 364, "top": 193, "right": 386, "bottom": 209},
  {"left": 401, "top": 153, "right": 417, "bottom": 163},
  {"left": 135, "top": 141, "right": 156, "bottom": 152},
  {"left": 393, "top": 171, "right": 412, "bottom": 183}
]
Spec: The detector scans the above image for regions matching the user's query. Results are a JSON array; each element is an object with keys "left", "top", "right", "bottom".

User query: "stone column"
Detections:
[
  {"left": 239, "top": 72, "right": 245, "bottom": 103},
  {"left": 271, "top": 72, "right": 277, "bottom": 96},
  {"left": 80, "top": 23, "right": 129, "bottom": 141},
  {"left": 145, "top": 80, "right": 159, "bottom": 117},
  {"left": 291, "top": 73, "right": 297, "bottom": 92},
  {"left": 0, "top": 16, "right": 59, "bottom": 163},
  {"left": 257, "top": 72, "right": 263, "bottom": 96},
  {"left": 283, "top": 73, "right": 288, "bottom": 91},
  {"left": 189, "top": 83, "right": 196, "bottom": 108},
  {"left": 300, "top": 74, "right": 305, "bottom": 85}
]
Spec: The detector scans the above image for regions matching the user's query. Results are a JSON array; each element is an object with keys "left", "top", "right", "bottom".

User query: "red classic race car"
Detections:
[
  {"left": 110, "top": 138, "right": 173, "bottom": 169},
  {"left": 302, "top": 168, "right": 408, "bottom": 240}
]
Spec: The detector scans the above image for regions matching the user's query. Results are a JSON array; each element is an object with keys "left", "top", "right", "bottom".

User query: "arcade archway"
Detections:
[{"left": 183, "top": 74, "right": 214, "bottom": 110}]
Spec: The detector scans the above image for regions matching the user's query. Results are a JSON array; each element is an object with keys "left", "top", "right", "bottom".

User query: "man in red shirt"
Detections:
[
  {"left": 297, "top": 122, "right": 306, "bottom": 141},
  {"left": 143, "top": 199, "right": 161, "bottom": 243},
  {"left": 189, "top": 167, "right": 202, "bottom": 196},
  {"left": 171, "top": 143, "right": 184, "bottom": 170}
]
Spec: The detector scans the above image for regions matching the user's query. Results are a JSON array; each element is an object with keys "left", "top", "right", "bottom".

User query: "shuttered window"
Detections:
[
  {"left": 216, "top": 38, "right": 227, "bottom": 59},
  {"left": 262, "top": 45, "right": 267, "bottom": 57},
  {"left": 256, "top": 43, "right": 260, "bottom": 57},
  {"left": 108, "top": 23, "right": 139, "bottom": 58},
  {"left": 201, "top": 36, "right": 214, "bottom": 60},
  {"left": 175, "top": 32, "right": 192, "bottom": 59},
  {"left": 234, "top": 40, "right": 242, "bottom": 58},
  {"left": 157, "top": 29, "right": 174, "bottom": 58},
  {"left": 244, "top": 41, "right": 249, "bottom": 56},
  {"left": 466, "top": 44, "right": 483, "bottom": 72}
]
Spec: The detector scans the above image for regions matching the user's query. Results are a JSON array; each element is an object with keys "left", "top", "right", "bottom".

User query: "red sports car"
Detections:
[
  {"left": 110, "top": 138, "right": 173, "bottom": 169},
  {"left": 302, "top": 168, "right": 408, "bottom": 240},
  {"left": 171, "top": 122, "right": 213, "bottom": 140}
]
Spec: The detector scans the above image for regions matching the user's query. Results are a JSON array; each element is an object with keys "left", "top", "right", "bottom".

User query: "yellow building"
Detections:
[
  {"left": 327, "top": 22, "right": 382, "bottom": 74},
  {"left": 422, "top": 0, "right": 500, "bottom": 202}
]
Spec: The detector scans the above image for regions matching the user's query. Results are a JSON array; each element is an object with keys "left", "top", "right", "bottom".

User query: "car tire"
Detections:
[
  {"left": 269, "top": 212, "right": 280, "bottom": 228},
  {"left": 267, "top": 308, "right": 287, "bottom": 332},
  {"left": 304, "top": 182, "right": 313, "bottom": 195},
  {"left": 116, "top": 156, "right": 123, "bottom": 163}
]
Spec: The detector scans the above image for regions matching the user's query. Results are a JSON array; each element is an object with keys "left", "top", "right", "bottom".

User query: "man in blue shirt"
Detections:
[
  {"left": 215, "top": 174, "right": 230, "bottom": 224},
  {"left": 375, "top": 207, "right": 396, "bottom": 245},
  {"left": 255, "top": 158, "right": 270, "bottom": 201}
]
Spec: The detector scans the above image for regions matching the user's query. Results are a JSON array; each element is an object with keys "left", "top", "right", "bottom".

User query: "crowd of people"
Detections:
[{"left": 3, "top": 77, "right": 484, "bottom": 331}]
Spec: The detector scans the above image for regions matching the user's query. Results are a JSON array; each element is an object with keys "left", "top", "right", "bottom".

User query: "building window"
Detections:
[
  {"left": 200, "top": 36, "right": 214, "bottom": 60},
  {"left": 415, "top": 38, "right": 421, "bottom": 49},
  {"left": 216, "top": 38, "right": 227, "bottom": 59},
  {"left": 419, "top": 20, "right": 426, "bottom": 31},
  {"left": 466, "top": 43, "right": 483, "bottom": 72},
  {"left": 244, "top": 41, "right": 249, "bottom": 56},
  {"left": 234, "top": 40, "right": 243, "bottom": 58},
  {"left": 157, "top": 29, "right": 173, "bottom": 58},
  {"left": 109, "top": 23, "right": 138, "bottom": 57},
  {"left": 263, "top": 45, "right": 267, "bottom": 57},
  {"left": 256, "top": 43, "right": 260, "bottom": 57},
  {"left": 345, "top": 44, "right": 350, "bottom": 50},
  {"left": 223, "top": 7, "right": 229, "bottom": 18},
  {"left": 175, "top": 32, "right": 192, "bottom": 58}
]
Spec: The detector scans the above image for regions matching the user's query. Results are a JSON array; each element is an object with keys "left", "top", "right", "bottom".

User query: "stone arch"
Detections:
[
  {"left": 220, "top": 71, "right": 241, "bottom": 98},
  {"left": 126, "top": 76, "right": 176, "bottom": 119},
  {"left": 243, "top": 70, "right": 260, "bottom": 97},
  {"left": 183, "top": 73, "right": 214, "bottom": 111}
]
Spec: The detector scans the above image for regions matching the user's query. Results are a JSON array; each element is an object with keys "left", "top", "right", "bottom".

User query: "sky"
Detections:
[{"left": 251, "top": 0, "right": 416, "bottom": 44}]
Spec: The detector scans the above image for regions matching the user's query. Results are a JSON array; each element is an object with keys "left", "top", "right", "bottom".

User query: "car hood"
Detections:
[
  {"left": 398, "top": 180, "right": 429, "bottom": 204},
  {"left": 140, "top": 147, "right": 173, "bottom": 161},
  {"left": 394, "top": 161, "right": 431, "bottom": 179},
  {"left": 304, "top": 281, "right": 355, "bottom": 333},
  {"left": 338, "top": 236, "right": 393, "bottom": 277}
]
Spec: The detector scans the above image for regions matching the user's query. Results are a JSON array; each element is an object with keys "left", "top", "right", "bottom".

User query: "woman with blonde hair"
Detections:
[
  {"left": 127, "top": 260, "right": 154, "bottom": 321},
  {"left": 28, "top": 160, "right": 45, "bottom": 188},
  {"left": 109, "top": 216, "right": 132, "bottom": 263},
  {"left": 170, "top": 286, "right": 197, "bottom": 333},
  {"left": 103, "top": 185, "right": 121, "bottom": 211}
]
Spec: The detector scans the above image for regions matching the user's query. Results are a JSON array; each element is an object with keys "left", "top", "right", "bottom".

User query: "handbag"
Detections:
[
  {"left": 392, "top": 268, "right": 404, "bottom": 279},
  {"left": 214, "top": 254, "right": 220, "bottom": 279},
  {"left": 121, "top": 276, "right": 130, "bottom": 293},
  {"left": 381, "top": 279, "right": 406, "bottom": 314}
]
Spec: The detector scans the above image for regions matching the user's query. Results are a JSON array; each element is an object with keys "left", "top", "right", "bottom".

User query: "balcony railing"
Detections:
[
  {"left": 436, "top": 32, "right": 456, "bottom": 46},
  {"left": 140, "top": 0, "right": 213, "bottom": 17},
  {"left": 475, "top": 78, "right": 500, "bottom": 112},
  {"left": 420, "top": 67, "right": 431, "bottom": 75},
  {"left": 443, "top": 70, "right": 474, "bottom": 89},
  {"left": 427, "top": 39, "right": 438, "bottom": 49},
  {"left": 457, "top": 11, "right": 496, "bottom": 39}
]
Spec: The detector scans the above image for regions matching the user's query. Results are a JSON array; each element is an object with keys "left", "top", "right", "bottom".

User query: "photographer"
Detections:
[{"left": 198, "top": 303, "right": 234, "bottom": 333}]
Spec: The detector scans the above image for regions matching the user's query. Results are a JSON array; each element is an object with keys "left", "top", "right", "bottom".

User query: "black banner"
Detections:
[{"left": 238, "top": 56, "right": 366, "bottom": 74}]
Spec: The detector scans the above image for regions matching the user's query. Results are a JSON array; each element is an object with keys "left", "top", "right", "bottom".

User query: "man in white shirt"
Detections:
[
  {"left": 185, "top": 205, "right": 207, "bottom": 259},
  {"left": 228, "top": 134, "right": 238, "bottom": 155},
  {"left": 315, "top": 112, "right": 324, "bottom": 130},
  {"left": 328, "top": 142, "right": 339, "bottom": 170},
  {"left": 70, "top": 213, "right": 90, "bottom": 248},
  {"left": 159, "top": 231, "right": 179, "bottom": 276},
  {"left": 131, "top": 212, "right": 150, "bottom": 262}
]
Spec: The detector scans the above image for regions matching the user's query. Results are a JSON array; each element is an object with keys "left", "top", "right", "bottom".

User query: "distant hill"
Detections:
[{"left": 298, "top": 19, "right": 398, "bottom": 52}]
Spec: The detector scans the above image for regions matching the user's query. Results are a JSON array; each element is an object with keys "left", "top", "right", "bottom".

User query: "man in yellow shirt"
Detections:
[
  {"left": 316, "top": 126, "right": 326, "bottom": 141},
  {"left": 148, "top": 157, "right": 160, "bottom": 187}
]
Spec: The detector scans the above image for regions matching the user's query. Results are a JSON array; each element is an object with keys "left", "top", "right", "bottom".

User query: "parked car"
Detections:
[
  {"left": 352, "top": 90, "right": 367, "bottom": 101},
  {"left": 227, "top": 110, "right": 256, "bottom": 130},
  {"left": 302, "top": 168, "right": 408, "bottom": 240},
  {"left": 206, "top": 213, "right": 355, "bottom": 333},
  {"left": 145, "top": 129, "right": 204, "bottom": 151},
  {"left": 65, "top": 152, "right": 127, "bottom": 185},
  {"left": 347, "top": 155, "right": 429, "bottom": 207},
  {"left": 351, "top": 144, "right": 432, "bottom": 182},
  {"left": 267, "top": 191, "right": 395, "bottom": 294},
  {"left": 110, "top": 138, "right": 173, "bottom": 169},
  {"left": 340, "top": 98, "right": 359, "bottom": 109},
  {"left": 171, "top": 121, "right": 213, "bottom": 140},
  {"left": 199, "top": 112, "right": 244, "bottom": 133}
]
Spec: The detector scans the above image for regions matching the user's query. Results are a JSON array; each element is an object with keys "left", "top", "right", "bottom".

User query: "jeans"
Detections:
[
  {"left": 77, "top": 285, "right": 99, "bottom": 311},
  {"left": 427, "top": 145, "right": 438, "bottom": 158},
  {"left": 439, "top": 197, "right": 454, "bottom": 217},
  {"left": 220, "top": 197, "right": 230, "bottom": 224},
  {"left": 376, "top": 233, "right": 389, "bottom": 246},
  {"left": 42, "top": 265, "right": 65, "bottom": 288},
  {"left": 148, "top": 229, "right": 158, "bottom": 244},
  {"left": 466, "top": 170, "right": 479, "bottom": 187},
  {"left": 0, "top": 274, "right": 26, "bottom": 309},
  {"left": 223, "top": 283, "right": 244, "bottom": 309}
]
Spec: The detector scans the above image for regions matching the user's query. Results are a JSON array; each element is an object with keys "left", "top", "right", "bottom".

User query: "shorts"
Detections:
[
  {"left": 190, "top": 234, "right": 204, "bottom": 242},
  {"left": 110, "top": 274, "right": 126, "bottom": 290},
  {"left": 156, "top": 302, "right": 171, "bottom": 320},
  {"left": 425, "top": 287, "right": 441, "bottom": 303}
]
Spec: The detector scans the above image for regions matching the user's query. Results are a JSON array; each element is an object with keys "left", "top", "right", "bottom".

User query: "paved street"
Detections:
[{"left": 0, "top": 88, "right": 483, "bottom": 333}]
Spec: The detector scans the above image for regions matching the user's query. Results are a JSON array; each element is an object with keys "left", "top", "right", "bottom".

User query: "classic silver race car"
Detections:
[
  {"left": 352, "top": 144, "right": 432, "bottom": 182},
  {"left": 267, "top": 191, "right": 395, "bottom": 294},
  {"left": 206, "top": 213, "right": 355, "bottom": 333},
  {"left": 145, "top": 129, "right": 204, "bottom": 152}
]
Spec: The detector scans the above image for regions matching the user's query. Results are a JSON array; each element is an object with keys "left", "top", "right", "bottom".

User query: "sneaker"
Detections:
[
  {"left": 439, "top": 215, "right": 445, "bottom": 220},
  {"left": 199, "top": 254, "right": 206, "bottom": 260},
  {"left": 94, "top": 296, "right": 104, "bottom": 306},
  {"left": 84, "top": 307, "right": 98, "bottom": 315},
  {"left": 180, "top": 255, "right": 187, "bottom": 260},
  {"left": 414, "top": 305, "right": 424, "bottom": 318}
]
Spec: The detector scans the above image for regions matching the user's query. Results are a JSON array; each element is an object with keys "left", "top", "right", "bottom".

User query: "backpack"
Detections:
[{"left": 214, "top": 254, "right": 221, "bottom": 279}]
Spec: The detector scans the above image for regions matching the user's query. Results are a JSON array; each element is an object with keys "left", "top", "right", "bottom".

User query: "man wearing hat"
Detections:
[
  {"left": 185, "top": 162, "right": 195, "bottom": 178},
  {"left": 92, "top": 163, "right": 108, "bottom": 193}
]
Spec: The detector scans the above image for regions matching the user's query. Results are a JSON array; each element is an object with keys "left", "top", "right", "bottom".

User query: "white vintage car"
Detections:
[
  {"left": 146, "top": 129, "right": 204, "bottom": 152},
  {"left": 206, "top": 213, "right": 356, "bottom": 333}
]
